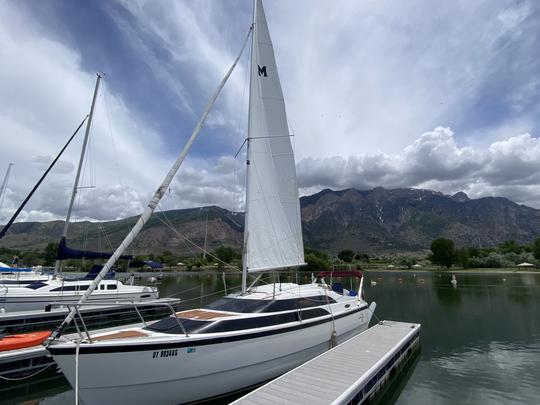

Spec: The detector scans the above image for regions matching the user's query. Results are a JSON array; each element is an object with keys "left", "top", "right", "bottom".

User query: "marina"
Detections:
[
  {"left": 2, "top": 271, "right": 540, "bottom": 404},
  {"left": 2, "top": 0, "right": 538, "bottom": 403},
  {"left": 232, "top": 320, "right": 420, "bottom": 405}
]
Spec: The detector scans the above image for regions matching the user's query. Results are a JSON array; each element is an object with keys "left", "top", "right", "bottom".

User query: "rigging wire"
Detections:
[
  {"left": 154, "top": 205, "right": 240, "bottom": 272},
  {"left": 232, "top": 44, "right": 251, "bottom": 213},
  {"left": 0, "top": 116, "right": 88, "bottom": 239},
  {"left": 156, "top": 205, "right": 198, "bottom": 258}
]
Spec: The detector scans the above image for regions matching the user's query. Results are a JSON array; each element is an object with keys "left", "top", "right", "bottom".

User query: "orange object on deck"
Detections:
[{"left": 0, "top": 331, "right": 52, "bottom": 352}]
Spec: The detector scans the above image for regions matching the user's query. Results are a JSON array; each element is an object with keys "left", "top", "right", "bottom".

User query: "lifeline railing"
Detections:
[{"left": 63, "top": 300, "right": 189, "bottom": 343}]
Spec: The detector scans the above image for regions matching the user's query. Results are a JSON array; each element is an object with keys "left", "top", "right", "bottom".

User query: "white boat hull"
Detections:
[
  {"left": 52, "top": 305, "right": 373, "bottom": 405},
  {"left": 0, "top": 291, "right": 158, "bottom": 312}
]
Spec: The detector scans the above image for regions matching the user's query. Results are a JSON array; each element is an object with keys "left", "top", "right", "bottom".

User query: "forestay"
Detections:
[{"left": 244, "top": 0, "right": 305, "bottom": 273}]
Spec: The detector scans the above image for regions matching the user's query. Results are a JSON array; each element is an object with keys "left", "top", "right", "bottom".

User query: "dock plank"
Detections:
[{"left": 232, "top": 321, "right": 420, "bottom": 405}]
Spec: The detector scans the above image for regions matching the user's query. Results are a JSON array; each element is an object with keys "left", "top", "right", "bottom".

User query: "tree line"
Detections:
[
  {"left": 3, "top": 238, "right": 540, "bottom": 271},
  {"left": 429, "top": 237, "right": 540, "bottom": 269}
]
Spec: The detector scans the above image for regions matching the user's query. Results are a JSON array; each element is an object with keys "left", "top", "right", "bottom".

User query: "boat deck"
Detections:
[
  {"left": 93, "top": 330, "right": 149, "bottom": 341},
  {"left": 231, "top": 320, "right": 421, "bottom": 405},
  {"left": 0, "top": 298, "right": 181, "bottom": 378},
  {"left": 175, "top": 309, "right": 237, "bottom": 320}
]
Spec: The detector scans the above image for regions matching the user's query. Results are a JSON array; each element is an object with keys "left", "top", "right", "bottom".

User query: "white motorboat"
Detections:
[
  {"left": 47, "top": 1, "right": 376, "bottom": 404},
  {"left": 0, "top": 272, "right": 52, "bottom": 287},
  {"left": 0, "top": 266, "right": 158, "bottom": 312},
  {"left": 0, "top": 263, "right": 52, "bottom": 286}
]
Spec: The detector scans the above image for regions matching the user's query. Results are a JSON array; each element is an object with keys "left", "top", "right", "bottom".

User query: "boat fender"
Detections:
[{"left": 330, "top": 330, "right": 337, "bottom": 348}]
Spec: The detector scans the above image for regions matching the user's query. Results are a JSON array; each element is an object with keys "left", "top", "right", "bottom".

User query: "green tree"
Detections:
[
  {"left": 533, "top": 238, "right": 540, "bottom": 261},
  {"left": 215, "top": 246, "right": 239, "bottom": 264},
  {"left": 498, "top": 240, "right": 523, "bottom": 254},
  {"left": 304, "top": 253, "right": 331, "bottom": 272},
  {"left": 354, "top": 253, "right": 370, "bottom": 262},
  {"left": 21, "top": 250, "right": 41, "bottom": 266},
  {"left": 303, "top": 248, "right": 331, "bottom": 272},
  {"left": 397, "top": 255, "right": 417, "bottom": 269},
  {"left": 429, "top": 238, "right": 455, "bottom": 268},
  {"left": 454, "top": 247, "right": 470, "bottom": 268},
  {"left": 338, "top": 250, "right": 354, "bottom": 263},
  {"left": 43, "top": 242, "right": 58, "bottom": 266},
  {"left": 466, "top": 246, "right": 480, "bottom": 259},
  {"left": 160, "top": 250, "right": 177, "bottom": 267}
]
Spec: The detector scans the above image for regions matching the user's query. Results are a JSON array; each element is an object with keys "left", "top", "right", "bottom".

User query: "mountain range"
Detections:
[{"left": 1, "top": 187, "right": 539, "bottom": 256}]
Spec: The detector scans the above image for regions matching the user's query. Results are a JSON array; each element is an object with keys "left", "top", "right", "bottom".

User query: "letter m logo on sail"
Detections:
[{"left": 258, "top": 65, "right": 267, "bottom": 77}]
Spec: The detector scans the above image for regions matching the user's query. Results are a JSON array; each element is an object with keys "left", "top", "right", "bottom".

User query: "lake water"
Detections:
[{"left": 2, "top": 271, "right": 540, "bottom": 404}]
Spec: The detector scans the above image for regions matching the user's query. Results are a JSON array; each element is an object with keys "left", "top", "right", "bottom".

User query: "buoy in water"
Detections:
[{"left": 370, "top": 280, "right": 377, "bottom": 286}]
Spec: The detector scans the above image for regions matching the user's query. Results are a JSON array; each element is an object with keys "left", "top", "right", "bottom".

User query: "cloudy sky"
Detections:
[{"left": 1, "top": 0, "right": 539, "bottom": 225}]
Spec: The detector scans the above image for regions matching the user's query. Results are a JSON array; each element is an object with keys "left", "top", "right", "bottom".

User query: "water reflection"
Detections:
[
  {"left": 4, "top": 271, "right": 540, "bottom": 405},
  {"left": 364, "top": 271, "right": 540, "bottom": 404}
]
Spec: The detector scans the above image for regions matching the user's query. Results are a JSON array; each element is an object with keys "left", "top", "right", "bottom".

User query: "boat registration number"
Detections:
[{"left": 152, "top": 349, "right": 178, "bottom": 359}]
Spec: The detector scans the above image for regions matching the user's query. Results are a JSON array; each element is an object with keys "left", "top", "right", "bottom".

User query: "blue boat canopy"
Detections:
[
  {"left": 56, "top": 237, "right": 134, "bottom": 261},
  {"left": 129, "top": 260, "right": 163, "bottom": 269},
  {"left": 68, "top": 264, "right": 116, "bottom": 281}
]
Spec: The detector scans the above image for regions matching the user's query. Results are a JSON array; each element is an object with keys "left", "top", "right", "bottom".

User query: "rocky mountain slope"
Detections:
[{"left": 2, "top": 188, "right": 539, "bottom": 255}]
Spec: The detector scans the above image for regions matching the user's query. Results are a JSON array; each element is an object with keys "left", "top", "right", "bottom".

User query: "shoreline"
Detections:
[{"left": 363, "top": 268, "right": 540, "bottom": 275}]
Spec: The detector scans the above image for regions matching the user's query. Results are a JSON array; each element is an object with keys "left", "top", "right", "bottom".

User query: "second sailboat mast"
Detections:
[{"left": 54, "top": 73, "right": 102, "bottom": 276}]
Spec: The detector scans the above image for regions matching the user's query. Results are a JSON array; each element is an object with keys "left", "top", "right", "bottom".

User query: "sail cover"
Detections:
[
  {"left": 244, "top": 0, "right": 305, "bottom": 273},
  {"left": 56, "top": 237, "right": 134, "bottom": 261}
]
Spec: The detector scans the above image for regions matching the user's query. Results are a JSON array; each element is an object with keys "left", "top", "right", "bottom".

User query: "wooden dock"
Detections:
[{"left": 231, "top": 320, "right": 421, "bottom": 405}]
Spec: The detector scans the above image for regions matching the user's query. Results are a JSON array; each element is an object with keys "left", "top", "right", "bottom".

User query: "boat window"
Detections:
[
  {"left": 25, "top": 281, "right": 48, "bottom": 290},
  {"left": 145, "top": 308, "right": 330, "bottom": 335},
  {"left": 204, "top": 296, "right": 336, "bottom": 313},
  {"left": 145, "top": 317, "right": 208, "bottom": 334},
  {"left": 203, "top": 308, "right": 329, "bottom": 333},
  {"left": 100, "top": 285, "right": 104, "bottom": 290},
  {"left": 50, "top": 286, "right": 81, "bottom": 291},
  {"left": 107, "top": 284, "right": 117, "bottom": 290}
]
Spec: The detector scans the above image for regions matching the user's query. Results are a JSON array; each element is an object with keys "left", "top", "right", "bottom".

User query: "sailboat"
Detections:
[
  {"left": 0, "top": 75, "right": 158, "bottom": 311},
  {"left": 47, "top": 2, "right": 375, "bottom": 404}
]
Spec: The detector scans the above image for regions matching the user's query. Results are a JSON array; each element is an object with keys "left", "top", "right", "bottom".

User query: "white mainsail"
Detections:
[{"left": 244, "top": 0, "right": 305, "bottom": 273}]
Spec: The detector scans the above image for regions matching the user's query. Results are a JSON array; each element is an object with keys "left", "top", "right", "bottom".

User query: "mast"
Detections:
[
  {"left": 242, "top": 0, "right": 257, "bottom": 293},
  {"left": 54, "top": 74, "right": 102, "bottom": 277},
  {"left": 0, "top": 163, "right": 14, "bottom": 220},
  {"left": 49, "top": 27, "right": 252, "bottom": 340}
]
